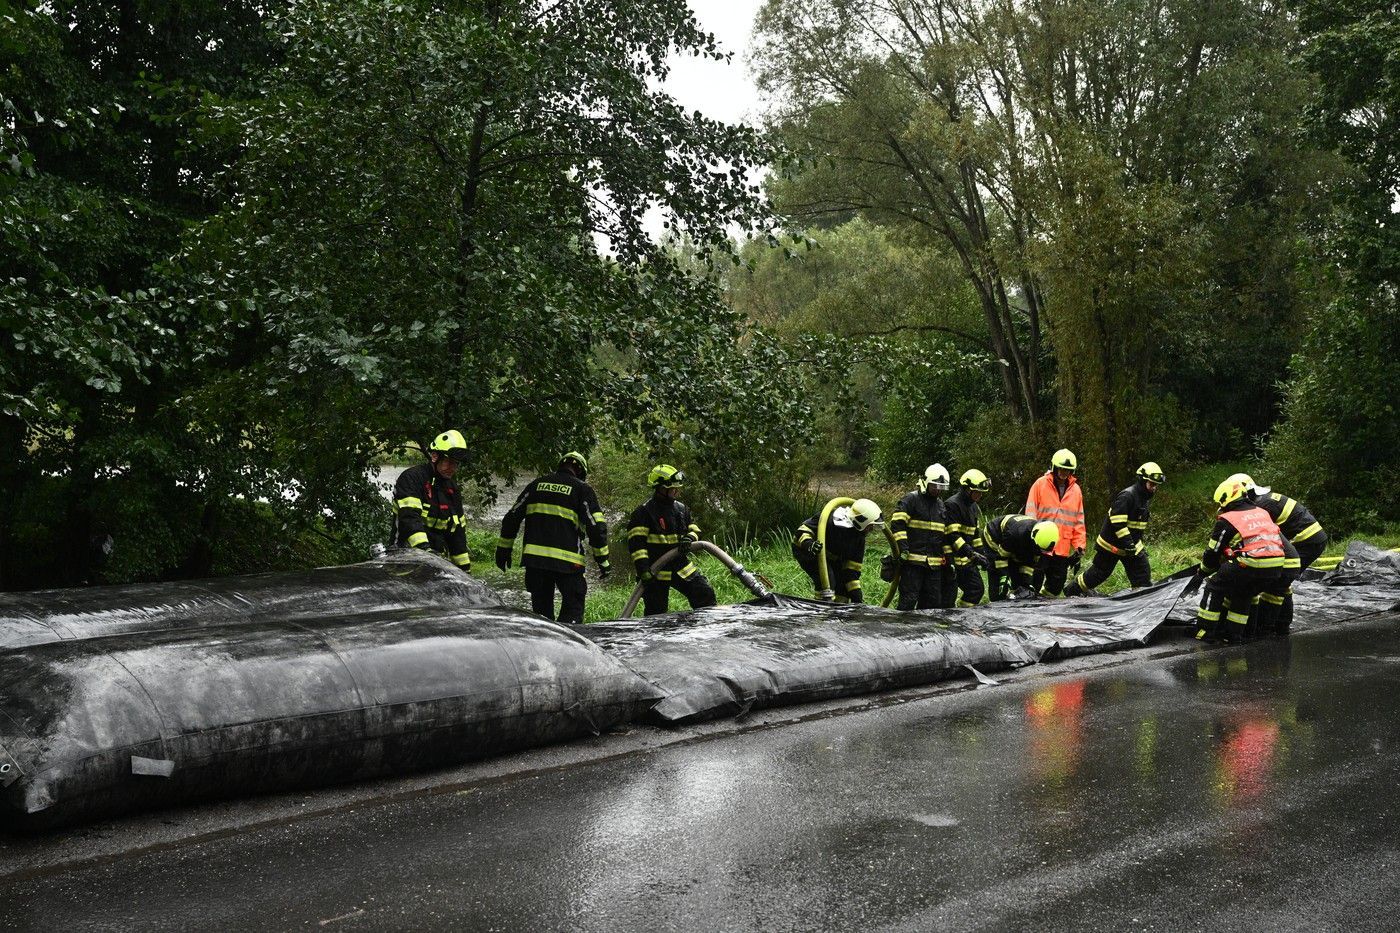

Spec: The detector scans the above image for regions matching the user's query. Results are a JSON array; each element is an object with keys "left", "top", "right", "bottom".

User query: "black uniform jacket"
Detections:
[
  {"left": 891, "top": 491, "right": 948, "bottom": 566},
  {"left": 393, "top": 463, "right": 471, "bottom": 569},
  {"left": 1095, "top": 480, "right": 1153, "bottom": 555},
  {"left": 498, "top": 470, "right": 608, "bottom": 574},
  {"left": 628, "top": 495, "right": 702, "bottom": 582}
]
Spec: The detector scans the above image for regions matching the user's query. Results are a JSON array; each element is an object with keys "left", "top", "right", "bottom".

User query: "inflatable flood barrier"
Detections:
[
  {"left": 574, "top": 578, "right": 1192, "bottom": 725},
  {"left": 0, "top": 549, "right": 499, "bottom": 649},
  {"left": 0, "top": 606, "right": 659, "bottom": 829}
]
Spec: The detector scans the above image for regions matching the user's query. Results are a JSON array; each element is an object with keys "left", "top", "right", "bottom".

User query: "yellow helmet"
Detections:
[
  {"left": 1031, "top": 521, "right": 1060, "bottom": 552},
  {"left": 917, "top": 463, "right": 950, "bottom": 494},
  {"left": 850, "top": 498, "right": 884, "bottom": 531},
  {"left": 1136, "top": 462, "right": 1166, "bottom": 484},
  {"left": 1225, "top": 472, "right": 1255, "bottom": 492},
  {"left": 1051, "top": 448, "right": 1077, "bottom": 471},
  {"left": 648, "top": 463, "right": 685, "bottom": 489},
  {"left": 429, "top": 429, "right": 468, "bottom": 461},
  {"left": 560, "top": 451, "right": 589, "bottom": 479},
  {"left": 959, "top": 469, "right": 991, "bottom": 492},
  {"left": 1213, "top": 477, "right": 1247, "bottom": 509}
]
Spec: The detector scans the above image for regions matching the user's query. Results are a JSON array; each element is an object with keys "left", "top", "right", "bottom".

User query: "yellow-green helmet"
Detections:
[
  {"left": 429, "top": 429, "right": 468, "bottom": 461},
  {"left": 1213, "top": 477, "right": 1248, "bottom": 509},
  {"left": 1031, "top": 520, "right": 1060, "bottom": 552},
  {"left": 560, "top": 451, "right": 589, "bottom": 479},
  {"left": 1136, "top": 462, "right": 1166, "bottom": 484},
  {"left": 917, "top": 463, "right": 950, "bottom": 495},
  {"left": 648, "top": 463, "right": 685, "bottom": 489},
  {"left": 960, "top": 469, "right": 991, "bottom": 492},
  {"left": 1051, "top": 448, "right": 1077, "bottom": 471},
  {"left": 850, "top": 498, "right": 884, "bottom": 531}
]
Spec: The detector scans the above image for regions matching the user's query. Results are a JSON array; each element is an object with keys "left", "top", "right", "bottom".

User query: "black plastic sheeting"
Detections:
[
  {"left": 1164, "top": 541, "right": 1400, "bottom": 627},
  {"left": 0, "top": 606, "right": 658, "bottom": 829},
  {"left": 0, "top": 549, "right": 499, "bottom": 649},
  {"left": 574, "top": 577, "right": 1191, "bottom": 725}
]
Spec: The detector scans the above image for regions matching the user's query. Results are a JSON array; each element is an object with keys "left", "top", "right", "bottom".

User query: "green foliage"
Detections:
[{"left": 1264, "top": 0, "right": 1400, "bottom": 533}]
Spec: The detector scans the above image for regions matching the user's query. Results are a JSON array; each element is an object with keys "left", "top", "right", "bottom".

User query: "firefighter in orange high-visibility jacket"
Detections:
[
  {"left": 1195, "top": 477, "right": 1285, "bottom": 644},
  {"left": 1024, "top": 449, "right": 1087, "bottom": 596},
  {"left": 392, "top": 429, "right": 473, "bottom": 572}
]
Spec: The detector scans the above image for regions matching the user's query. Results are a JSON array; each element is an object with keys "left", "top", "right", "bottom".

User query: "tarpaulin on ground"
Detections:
[
  {"left": 0, "top": 606, "right": 659, "bottom": 829},
  {"left": 0, "top": 549, "right": 498, "bottom": 649},
  {"left": 1164, "top": 541, "right": 1400, "bottom": 626},
  {"left": 575, "top": 578, "right": 1192, "bottom": 725}
]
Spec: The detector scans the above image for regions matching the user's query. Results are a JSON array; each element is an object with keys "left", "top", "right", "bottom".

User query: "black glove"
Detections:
[
  {"left": 679, "top": 531, "right": 699, "bottom": 552},
  {"left": 637, "top": 566, "right": 654, "bottom": 584},
  {"left": 972, "top": 551, "right": 990, "bottom": 569},
  {"left": 1071, "top": 546, "right": 1084, "bottom": 567},
  {"left": 803, "top": 539, "right": 823, "bottom": 556},
  {"left": 597, "top": 559, "right": 611, "bottom": 580},
  {"left": 1010, "top": 585, "right": 1035, "bottom": 600},
  {"left": 495, "top": 547, "right": 512, "bottom": 572}
]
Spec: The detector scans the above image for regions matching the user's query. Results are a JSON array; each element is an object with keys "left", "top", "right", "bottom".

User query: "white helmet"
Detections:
[
  {"left": 850, "top": 498, "right": 884, "bottom": 531},
  {"left": 917, "top": 463, "right": 950, "bottom": 495}
]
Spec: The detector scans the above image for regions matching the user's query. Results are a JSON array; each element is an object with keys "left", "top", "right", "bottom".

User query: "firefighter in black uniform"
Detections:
[
  {"left": 1195, "top": 477, "right": 1285, "bottom": 643},
  {"left": 627, "top": 464, "right": 717, "bottom": 615},
  {"left": 1065, "top": 462, "right": 1164, "bottom": 596},
  {"left": 793, "top": 498, "right": 883, "bottom": 603},
  {"left": 392, "top": 429, "right": 473, "bottom": 572},
  {"left": 496, "top": 452, "right": 609, "bottom": 624},
  {"left": 945, "top": 470, "right": 991, "bottom": 607},
  {"left": 1233, "top": 473, "right": 1329, "bottom": 570},
  {"left": 982, "top": 515, "right": 1060, "bottom": 600},
  {"left": 890, "top": 464, "right": 951, "bottom": 610}
]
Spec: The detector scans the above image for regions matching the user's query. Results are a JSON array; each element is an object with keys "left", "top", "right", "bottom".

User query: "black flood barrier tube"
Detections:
[
  {"left": 575, "top": 579, "right": 1194, "bottom": 726},
  {"left": 1163, "top": 541, "right": 1400, "bottom": 628},
  {"left": 0, "top": 606, "right": 660, "bottom": 830},
  {"left": 0, "top": 549, "right": 499, "bottom": 649}
]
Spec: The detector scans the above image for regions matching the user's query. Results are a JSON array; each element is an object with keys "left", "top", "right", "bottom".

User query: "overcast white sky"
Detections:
[{"left": 664, "top": 0, "right": 767, "bottom": 125}]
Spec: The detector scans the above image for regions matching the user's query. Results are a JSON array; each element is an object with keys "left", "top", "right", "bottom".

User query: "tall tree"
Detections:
[
  {"left": 1265, "top": 0, "right": 1400, "bottom": 528},
  {"left": 754, "top": 0, "right": 1329, "bottom": 490}
]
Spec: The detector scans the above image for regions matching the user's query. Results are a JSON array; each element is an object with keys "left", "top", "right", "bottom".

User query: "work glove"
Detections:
[
  {"left": 597, "top": 559, "right": 611, "bottom": 580},
  {"left": 972, "top": 551, "right": 990, "bottom": 570},
  {"left": 1010, "top": 585, "right": 1035, "bottom": 601},
  {"left": 801, "top": 538, "right": 823, "bottom": 557},
  {"left": 679, "top": 531, "right": 700, "bottom": 552},
  {"left": 495, "top": 547, "right": 512, "bottom": 572},
  {"left": 1133, "top": 541, "right": 1145, "bottom": 556},
  {"left": 637, "top": 566, "right": 655, "bottom": 584}
]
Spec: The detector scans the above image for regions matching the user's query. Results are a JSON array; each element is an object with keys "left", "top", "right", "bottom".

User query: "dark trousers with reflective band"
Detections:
[
  {"left": 1196, "top": 563, "right": 1279, "bottom": 642},
  {"left": 1074, "top": 547, "right": 1151, "bottom": 593},
  {"left": 897, "top": 560, "right": 944, "bottom": 611},
  {"left": 525, "top": 567, "right": 587, "bottom": 624},
  {"left": 1255, "top": 565, "right": 1302, "bottom": 636},
  {"left": 796, "top": 551, "right": 864, "bottom": 603},
  {"left": 952, "top": 558, "right": 984, "bottom": 607},
  {"left": 1294, "top": 532, "right": 1328, "bottom": 571},
  {"left": 641, "top": 572, "right": 717, "bottom": 616},
  {"left": 1035, "top": 554, "right": 1072, "bottom": 596}
]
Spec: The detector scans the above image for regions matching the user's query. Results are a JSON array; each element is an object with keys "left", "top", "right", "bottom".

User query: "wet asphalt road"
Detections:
[{"left": 3, "top": 618, "right": 1399, "bottom": 932}]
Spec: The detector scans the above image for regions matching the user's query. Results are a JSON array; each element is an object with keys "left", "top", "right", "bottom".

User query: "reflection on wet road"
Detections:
[{"left": 4, "top": 618, "right": 1399, "bottom": 931}]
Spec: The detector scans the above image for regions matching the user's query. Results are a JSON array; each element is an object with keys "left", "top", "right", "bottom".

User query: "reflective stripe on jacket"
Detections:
[
  {"left": 498, "top": 470, "right": 608, "bottom": 574},
  {"left": 891, "top": 491, "right": 947, "bottom": 565},
  {"left": 628, "top": 495, "right": 702, "bottom": 582},
  {"left": 1025, "top": 472, "right": 1086, "bottom": 557}
]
